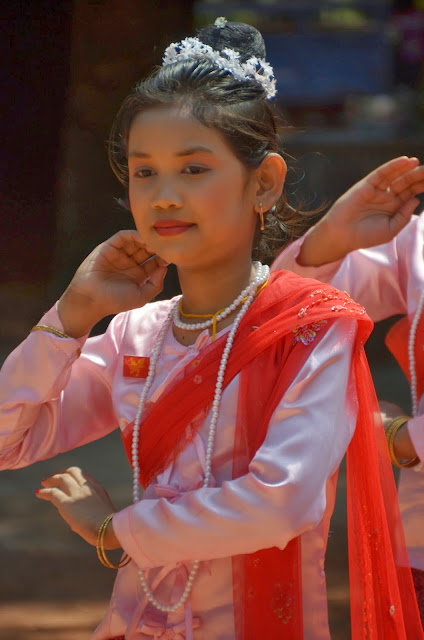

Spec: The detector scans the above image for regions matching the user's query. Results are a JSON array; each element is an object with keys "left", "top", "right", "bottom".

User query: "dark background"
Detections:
[{"left": 1, "top": 1, "right": 423, "bottom": 637}]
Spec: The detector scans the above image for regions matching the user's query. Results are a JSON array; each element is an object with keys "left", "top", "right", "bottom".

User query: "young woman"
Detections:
[{"left": 0, "top": 20, "right": 421, "bottom": 640}]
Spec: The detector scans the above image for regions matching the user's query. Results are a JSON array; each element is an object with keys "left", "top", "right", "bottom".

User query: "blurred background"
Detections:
[{"left": 1, "top": 0, "right": 423, "bottom": 637}]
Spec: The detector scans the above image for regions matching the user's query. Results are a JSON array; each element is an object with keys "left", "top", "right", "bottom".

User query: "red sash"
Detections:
[
  {"left": 385, "top": 313, "right": 424, "bottom": 401},
  {"left": 122, "top": 273, "right": 365, "bottom": 488},
  {"left": 121, "top": 270, "right": 423, "bottom": 639}
]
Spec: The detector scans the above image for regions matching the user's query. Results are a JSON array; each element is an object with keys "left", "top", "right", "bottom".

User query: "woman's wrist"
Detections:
[
  {"left": 96, "top": 513, "right": 129, "bottom": 569},
  {"left": 102, "top": 514, "right": 121, "bottom": 550},
  {"left": 298, "top": 217, "right": 351, "bottom": 267},
  {"left": 57, "top": 289, "right": 103, "bottom": 338}
]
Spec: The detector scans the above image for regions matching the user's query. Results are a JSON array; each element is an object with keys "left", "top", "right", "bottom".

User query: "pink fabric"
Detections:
[
  {"left": 272, "top": 211, "right": 424, "bottom": 571},
  {"left": 0, "top": 298, "right": 358, "bottom": 639}
]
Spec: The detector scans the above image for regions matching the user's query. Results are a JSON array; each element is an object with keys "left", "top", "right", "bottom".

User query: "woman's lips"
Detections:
[{"left": 153, "top": 220, "right": 194, "bottom": 236}]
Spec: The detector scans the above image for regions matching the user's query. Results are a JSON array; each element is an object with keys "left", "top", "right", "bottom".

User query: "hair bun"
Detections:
[{"left": 197, "top": 21, "right": 266, "bottom": 63}]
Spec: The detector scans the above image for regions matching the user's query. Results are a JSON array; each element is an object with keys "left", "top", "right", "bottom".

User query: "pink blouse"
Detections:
[
  {"left": 0, "top": 298, "right": 358, "bottom": 639},
  {"left": 272, "top": 212, "right": 424, "bottom": 570}
]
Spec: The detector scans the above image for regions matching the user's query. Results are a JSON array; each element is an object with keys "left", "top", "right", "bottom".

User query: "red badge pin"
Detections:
[{"left": 123, "top": 355, "right": 150, "bottom": 379}]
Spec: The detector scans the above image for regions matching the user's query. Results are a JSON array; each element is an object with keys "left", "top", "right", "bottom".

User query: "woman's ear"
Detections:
[{"left": 255, "top": 153, "right": 287, "bottom": 211}]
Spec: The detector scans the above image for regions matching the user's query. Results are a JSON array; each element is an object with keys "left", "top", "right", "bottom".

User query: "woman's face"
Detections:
[{"left": 127, "top": 105, "right": 259, "bottom": 270}]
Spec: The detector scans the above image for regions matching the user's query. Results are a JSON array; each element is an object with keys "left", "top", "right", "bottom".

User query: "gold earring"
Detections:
[{"left": 258, "top": 203, "right": 265, "bottom": 231}]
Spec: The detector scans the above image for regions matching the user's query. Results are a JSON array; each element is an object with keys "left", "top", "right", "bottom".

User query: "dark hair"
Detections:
[{"left": 109, "top": 21, "right": 318, "bottom": 261}]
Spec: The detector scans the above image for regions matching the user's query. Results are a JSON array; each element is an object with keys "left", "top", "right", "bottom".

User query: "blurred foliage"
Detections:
[{"left": 320, "top": 8, "right": 369, "bottom": 28}]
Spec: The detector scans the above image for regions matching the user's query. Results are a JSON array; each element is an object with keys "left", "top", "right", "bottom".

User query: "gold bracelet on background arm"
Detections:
[
  {"left": 96, "top": 513, "right": 131, "bottom": 569},
  {"left": 30, "top": 324, "right": 71, "bottom": 339},
  {"left": 385, "top": 416, "right": 420, "bottom": 469}
]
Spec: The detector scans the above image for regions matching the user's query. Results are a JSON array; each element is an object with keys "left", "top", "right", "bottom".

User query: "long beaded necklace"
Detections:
[
  {"left": 131, "top": 262, "right": 270, "bottom": 613},
  {"left": 408, "top": 288, "right": 424, "bottom": 417}
]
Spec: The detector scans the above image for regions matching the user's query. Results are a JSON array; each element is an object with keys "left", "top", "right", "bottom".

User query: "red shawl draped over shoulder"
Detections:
[{"left": 122, "top": 270, "right": 423, "bottom": 639}]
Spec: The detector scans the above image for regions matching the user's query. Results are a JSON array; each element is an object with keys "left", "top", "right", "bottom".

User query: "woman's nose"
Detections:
[{"left": 151, "top": 180, "right": 183, "bottom": 210}]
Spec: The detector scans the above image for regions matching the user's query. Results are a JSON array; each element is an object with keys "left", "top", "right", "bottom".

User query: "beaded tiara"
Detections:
[{"left": 162, "top": 19, "right": 277, "bottom": 100}]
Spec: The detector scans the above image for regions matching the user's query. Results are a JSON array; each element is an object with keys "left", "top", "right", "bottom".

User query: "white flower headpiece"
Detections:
[{"left": 162, "top": 36, "right": 277, "bottom": 100}]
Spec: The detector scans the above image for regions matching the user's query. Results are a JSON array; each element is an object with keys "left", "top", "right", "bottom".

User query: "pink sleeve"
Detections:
[
  {"left": 271, "top": 217, "right": 424, "bottom": 322},
  {"left": 0, "top": 305, "right": 124, "bottom": 469},
  {"left": 112, "top": 317, "right": 358, "bottom": 569},
  {"left": 407, "top": 416, "right": 424, "bottom": 465}
]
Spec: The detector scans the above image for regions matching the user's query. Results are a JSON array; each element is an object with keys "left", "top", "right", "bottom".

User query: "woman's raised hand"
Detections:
[
  {"left": 299, "top": 156, "right": 424, "bottom": 266},
  {"left": 58, "top": 230, "right": 168, "bottom": 337},
  {"left": 327, "top": 156, "right": 423, "bottom": 248}
]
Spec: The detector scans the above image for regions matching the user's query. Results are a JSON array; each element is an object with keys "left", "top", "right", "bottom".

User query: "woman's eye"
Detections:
[
  {"left": 183, "top": 165, "right": 208, "bottom": 175},
  {"left": 134, "top": 168, "right": 154, "bottom": 178}
]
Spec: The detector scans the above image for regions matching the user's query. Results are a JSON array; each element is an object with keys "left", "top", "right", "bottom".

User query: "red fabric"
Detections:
[
  {"left": 347, "top": 347, "right": 422, "bottom": 638},
  {"left": 122, "top": 273, "right": 361, "bottom": 488},
  {"left": 231, "top": 310, "right": 316, "bottom": 638},
  {"left": 385, "top": 314, "right": 424, "bottom": 400},
  {"left": 121, "top": 270, "right": 423, "bottom": 638}
]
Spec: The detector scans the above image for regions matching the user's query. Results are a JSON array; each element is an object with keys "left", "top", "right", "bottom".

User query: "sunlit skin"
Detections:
[{"left": 127, "top": 105, "right": 285, "bottom": 319}]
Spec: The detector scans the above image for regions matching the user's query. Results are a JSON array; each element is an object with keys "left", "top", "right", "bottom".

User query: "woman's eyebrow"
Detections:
[
  {"left": 128, "top": 146, "right": 214, "bottom": 159},
  {"left": 128, "top": 151, "right": 150, "bottom": 159},
  {"left": 175, "top": 146, "right": 214, "bottom": 157}
]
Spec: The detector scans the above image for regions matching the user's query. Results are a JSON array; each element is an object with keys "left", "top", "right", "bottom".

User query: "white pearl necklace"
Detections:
[
  {"left": 173, "top": 262, "right": 267, "bottom": 331},
  {"left": 408, "top": 288, "right": 424, "bottom": 417},
  {"left": 131, "top": 262, "right": 269, "bottom": 613}
]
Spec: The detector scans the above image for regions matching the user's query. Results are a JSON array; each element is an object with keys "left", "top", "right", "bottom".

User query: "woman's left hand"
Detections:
[
  {"left": 36, "top": 466, "right": 121, "bottom": 549},
  {"left": 323, "top": 156, "right": 424, "bottom": 252},
  {"left": 298, "top": 157, "right": 424, "bottom": 267}
]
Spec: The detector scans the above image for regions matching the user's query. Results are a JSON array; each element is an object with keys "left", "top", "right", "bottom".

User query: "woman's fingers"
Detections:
[
  {"left": 95, "top": 232, "right": 169, "bottom": 289},
  {"left": 138, "top": 254, "right": 168, "bottom": 282},
  {"left": 106, "top": 231, "right": 169, "bottom": 269},
  {"left": 39, "top": 466, "right": 91, "bottom": 496},
  {"left": 390, "top": 165, "right": 424, "bottom": 201},
  {"left": 134, "top": 266, "right": 167, "bottom": 308},
  {"left": 66, "top": 467, "right": 113, "bottom": 501},
  {"left": 107, "top": 229, "right": 145, "bottom": 251},
  {"left": 398, "top": 198, "right": 421, "bottom": 219},
  {"left": 64, "top": 465, "right": 91, "bottom": 486},
  {"left": 36, "top": 486, "right": 69, "bottom": 505},
  {"left": 107, "top": 230, "right": 156, "bottom": 265},
  {"left": 41, "top": 471, "right": 80, "bottom": 496},
  {"left": 368, "top": 156, "right": 419, "bottom": 190},
  {"left": 387, "top": 200, "right": 419, "bottom": 237}
]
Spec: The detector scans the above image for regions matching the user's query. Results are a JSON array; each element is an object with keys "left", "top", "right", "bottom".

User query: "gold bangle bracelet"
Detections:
[
  {"left": 30, "top": 324, "right": 71, "bottom": 339},
  {"left": 385, "top": 416, "right": 420, "bottom": 469},
  {"left": 96, "top": 513, "right": 131, "bottom": 569}
]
